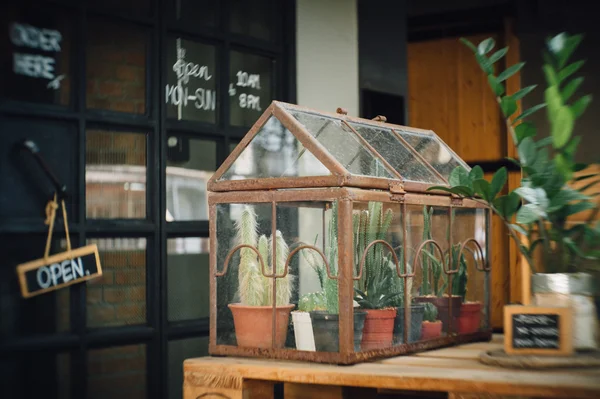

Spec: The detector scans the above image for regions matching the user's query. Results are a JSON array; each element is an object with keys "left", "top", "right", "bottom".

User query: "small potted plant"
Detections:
[
  {"left": 293, "top": 292, "right": 322, "bottom": 351},
  {"left": 228, "top": 206, "right": 295, "bottom": 349},
  {"left": 429, "top": 33, "right": 600, "bottom": 349},
  {"left": 421, "top": 302, "right": 442, "bottom": 340},
  {"left": 414, "top": 206, "right": 462, "bottom": 333},
  {"left": 301, "top": 202, "right": 367, "bottom": 352},
  {"left": 450, "top": 243, "right": 482, "bottom": 334},
  {"left": 353, "top": 202, "right": 401, "bottom": 351}
]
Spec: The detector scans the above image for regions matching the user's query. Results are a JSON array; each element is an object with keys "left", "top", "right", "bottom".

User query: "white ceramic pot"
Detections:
[
  {"left": 292, "top": 311, "right": 316, "bottom": 351},
  {"left": 531, "top": 273, "right": 598, "bottom": 350}
]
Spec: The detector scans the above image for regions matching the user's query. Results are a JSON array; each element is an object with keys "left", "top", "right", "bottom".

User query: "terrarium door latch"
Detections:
[{"left": 389, "top": 182, "right": 405, "bottom": 202}]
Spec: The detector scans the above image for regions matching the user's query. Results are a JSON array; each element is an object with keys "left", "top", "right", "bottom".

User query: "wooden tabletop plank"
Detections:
[{"left": 185, "top": 355, "right": 600, "bottom": 398}]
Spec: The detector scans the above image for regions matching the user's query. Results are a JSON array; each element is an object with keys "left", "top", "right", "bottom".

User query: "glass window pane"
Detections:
[
  {"left": 92, "top": 0, "right": 150, "bottom": 17},
  {"left": 0, "top": 6, "right": 72, "bottom": 105},
  {"left": 230, "top": 0, "right": 273, "bottom": 41},
  {"left": 86, "top": 130, "right": 147, "bottom": 219},
  {"left": 86, "top": 238, "right": 147, "bottom": 328},
  {"left": 289, "top": 110, "right": 395, "bottom": 178},
  {"left": 219, "top": 116, "right": 330, "bottom": 181},
  {"left": 167, "top": 238, "right": 209, "bottom": 321},
  {"left": 167, "top": 0, "right": 217, "bottom": 29},
  {"left": 168, "top": 337, "right": 208, "bottom": 399},
  {"left": 349, "top": 122, "right": 444, "bottom": 184},
  {"left": 0, "top": 235, "right": 70, "bottom": 340},
  {"left": 228, "top": 141, "right": 239, "bottom": 154},
  {"left": 166, "top": 38, "right": 217, "bottom": 123},
  {"left": 229, "top": 51, "right": 273, "bottom": 127},
  {"left": 396, "top": 129, "right": 469, "bottom": 180},
  {"left": 88, "top": 344, "right": 147, "bottom": 399},
  {"left": 166, "top": 138, "right": 215, "bottom": 221},
  {"left": 1, "top": 351, "right": 71, "bottom": 399},
  {"left": 86, "top": 19, "right": 147, "bottom": 114}
]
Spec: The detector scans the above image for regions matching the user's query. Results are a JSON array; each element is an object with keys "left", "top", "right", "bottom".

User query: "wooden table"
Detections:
[{"left": 183, "top": 335, "right": 600, "bottom": 399}]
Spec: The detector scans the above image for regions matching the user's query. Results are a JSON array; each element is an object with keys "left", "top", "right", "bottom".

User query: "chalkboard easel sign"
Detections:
[{"left": 504, "top": 305, "right": 573, "bottom": 356}]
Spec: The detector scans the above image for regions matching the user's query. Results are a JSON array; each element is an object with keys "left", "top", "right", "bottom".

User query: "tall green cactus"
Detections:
[{"left": 419, "top": 206, "right": 448, "bottom": 297}]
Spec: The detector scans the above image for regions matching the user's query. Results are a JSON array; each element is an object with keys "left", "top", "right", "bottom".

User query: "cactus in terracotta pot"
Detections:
[
  {"left": 421, "top": 302, "right": 442, "bottom": 340},
  {"left": 228, "top": 206, "right": 295, "bottom": 349}
]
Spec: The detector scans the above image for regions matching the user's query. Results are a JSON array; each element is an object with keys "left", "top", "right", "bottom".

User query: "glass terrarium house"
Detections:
[{"left": 208, "top": 101, "right": 491, "bottom": 365}]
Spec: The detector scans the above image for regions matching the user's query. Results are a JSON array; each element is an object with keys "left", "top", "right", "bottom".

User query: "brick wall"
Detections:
[
  {"left": 86, "top": 240, "right": 146, "bottom": 328},
  {"left": 86, "top": 19, "right": 146, "bottom": 114},
  {"left": 87, "top": 344, "right": 147, "bottom": 399}
]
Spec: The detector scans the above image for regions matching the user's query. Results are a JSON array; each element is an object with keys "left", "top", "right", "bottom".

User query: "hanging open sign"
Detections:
[{"left": 16, "top": 194, "right": 102, "bottom": 298}]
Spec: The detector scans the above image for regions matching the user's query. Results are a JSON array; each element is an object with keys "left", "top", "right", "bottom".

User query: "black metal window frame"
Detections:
[{"left": 0, "top": 0, "right": 297, "bottom": 398}]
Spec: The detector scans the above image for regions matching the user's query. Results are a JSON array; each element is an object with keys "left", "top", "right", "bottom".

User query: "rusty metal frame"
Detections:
[{"left": 208, "top": 100, "right": 493, "bottom": 365}]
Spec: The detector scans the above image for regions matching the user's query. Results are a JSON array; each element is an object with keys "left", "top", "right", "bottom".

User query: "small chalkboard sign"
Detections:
[
  {"left": 17, "top": 244, "right": 102, "bottom": 298},
  {"left": 504, "top": 305, "right": 573, "bottom": 356}
]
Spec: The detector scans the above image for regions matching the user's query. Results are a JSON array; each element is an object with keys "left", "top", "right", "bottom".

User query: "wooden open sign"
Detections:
[
  {"left": 17, "top": 244, "right": 102, "bottom": 298},
  {"left": 504, "top": 305, "right": 573, "bottom": 356}
]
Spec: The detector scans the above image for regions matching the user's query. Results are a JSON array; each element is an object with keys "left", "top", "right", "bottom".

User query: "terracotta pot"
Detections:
[
  {"left": 228, "top": 303, "right": 294, "bottom": 349},
  {"left": 361, "top": 308, "right": 396, "bottom": 351},
  {"left": 457, "top": 302, "right": 482, "bottom": 334},
  {"left": 421, "top": 321, "right": 442, "bottom": 340},
  {"left": 415, "top": 296, "right": 462, "bottom": 333}
]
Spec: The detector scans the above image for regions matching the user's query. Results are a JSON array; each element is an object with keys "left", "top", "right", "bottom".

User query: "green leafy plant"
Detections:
[
  {"left": 300, "top": 201, "right": 340, "bottom": 314},
  {"left": 235, "top": 206, "right": 294, "bottom": 306},
  {"left": 428, "top": 33, "right": 600, "bottom": 274},
  {"left": 419, "top": 206, "right": 449, "bottom": 297},
  {"left": 422, "top": 302, "right": 439, "bottom": 323},
  {"left": 352, "top": 202, "right": 402, "bottom": 309}
]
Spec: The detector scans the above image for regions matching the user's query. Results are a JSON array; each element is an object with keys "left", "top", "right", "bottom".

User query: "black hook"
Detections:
[{"left": 19, "top": 140, "right": 68, "bottom": 200}]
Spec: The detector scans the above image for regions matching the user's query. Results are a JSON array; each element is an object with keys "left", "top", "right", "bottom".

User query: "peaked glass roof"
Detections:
[{"left": 212, "top": 101, "right": 470, "bottom": 189}]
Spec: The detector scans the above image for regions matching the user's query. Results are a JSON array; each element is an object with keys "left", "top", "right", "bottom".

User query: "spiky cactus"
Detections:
[
  {"left": 234, "top": 205, "right": 294, "bottom": 307},
  {"left": 419, "top": 206, "right": 448, "bottom": 297},
  {"left": 423, "top": 302, "right": 438, "bottom": 322}
]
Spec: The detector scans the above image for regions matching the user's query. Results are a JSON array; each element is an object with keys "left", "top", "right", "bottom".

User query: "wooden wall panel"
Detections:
[{"left": 407, "top": 34, "right": 503, "bottom": 163}]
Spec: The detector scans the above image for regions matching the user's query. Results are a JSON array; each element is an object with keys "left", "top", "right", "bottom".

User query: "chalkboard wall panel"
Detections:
[
  {"left": 0, "top": 234, "right": 72, "bottom": 341},
  {"left": 166, "top": 38, "right": 217, "bottom": 124},
  {"left": 0, "top": 6, "right": 72, "bottom": 106},
  {"left": 0, "top": 117, "right": 77, "bottom": 223},
  {"left": 229, "top": 51, "right": 273, "bottom": 127}
]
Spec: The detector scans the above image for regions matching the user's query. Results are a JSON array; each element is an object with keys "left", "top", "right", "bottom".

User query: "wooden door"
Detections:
[{"left": 407, "top": 27, "right": 522, "bottom": 329}]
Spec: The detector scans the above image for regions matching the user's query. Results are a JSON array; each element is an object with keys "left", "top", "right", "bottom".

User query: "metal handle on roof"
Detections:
[{"left": 18, "top": 140, "right": 68, "bottom": 200}]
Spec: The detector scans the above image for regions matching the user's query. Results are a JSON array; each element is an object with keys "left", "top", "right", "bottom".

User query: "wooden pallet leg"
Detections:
[{"left": 184, "top": 371, "right": 275, "bottom": 399}]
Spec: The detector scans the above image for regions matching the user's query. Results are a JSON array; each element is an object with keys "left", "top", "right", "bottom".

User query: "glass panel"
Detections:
[
  {"left": 352, "top": 201, "right": 403, "bottom": 352},
  {"left": 166, "top": 38, "right": 217, "bottom": 123},
  {"left": 396, "top": 130, "right": 468, "bottom": 180},
  {"left": 0, "top": 351, "right": 70, "bottom": 399},
  {"left": 86, "top": 130, "right": 147, "bottom": 219},
  {"left": 167, "top": 0, "right": 217, "bottom": 29},
  {"left": 229, "top": 51, "right": 273, "bottom": 127},
  {"left": 349, "top": 122, "right": 444, "bottom": 184},
  {"left": 452, "top": 207, "right": 488, "bottom": 333},
  {"left": 216, "top": 203, "right": 275, "bottom": 347},
  {"left": 407, "top": 205, "right": 454, "bottom": 341},
  {"left": 168, "top": 336, "right": 209, "bottom": 399},
  {"left": 93, "top": 0, "right": 150, "bottom": 17},
  {"left": 86, "top": 19, "right": 147, "bottom": 114},
  {"left": 0, "top": 6, "right": 71, "bottom": 105},
  {"left": 166, "top": 138, "right": 215, "bottom": 221},
  {"left": 88, "top": 344, "right": 147, "bottom": 399},
  {"left": 167, "top": 237, "right": 210, "bottom": 321},
  {"left": 230, "top": 0, "right": 273, "bottom": 41},
  {"left": 220, "top": 116, "right": 330, "bottom": 180},
  {"left": 277, "top": 201, "right": 339, "bottom": 352},
  {"left": 86, "top": 238, "right": 147, "bottom": 328},
  {"left": 289, "top": 110, "right": 395, "bottom": 178},
  {"left": 0, "top": 235, "right": 70, "bottom": 340}
]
